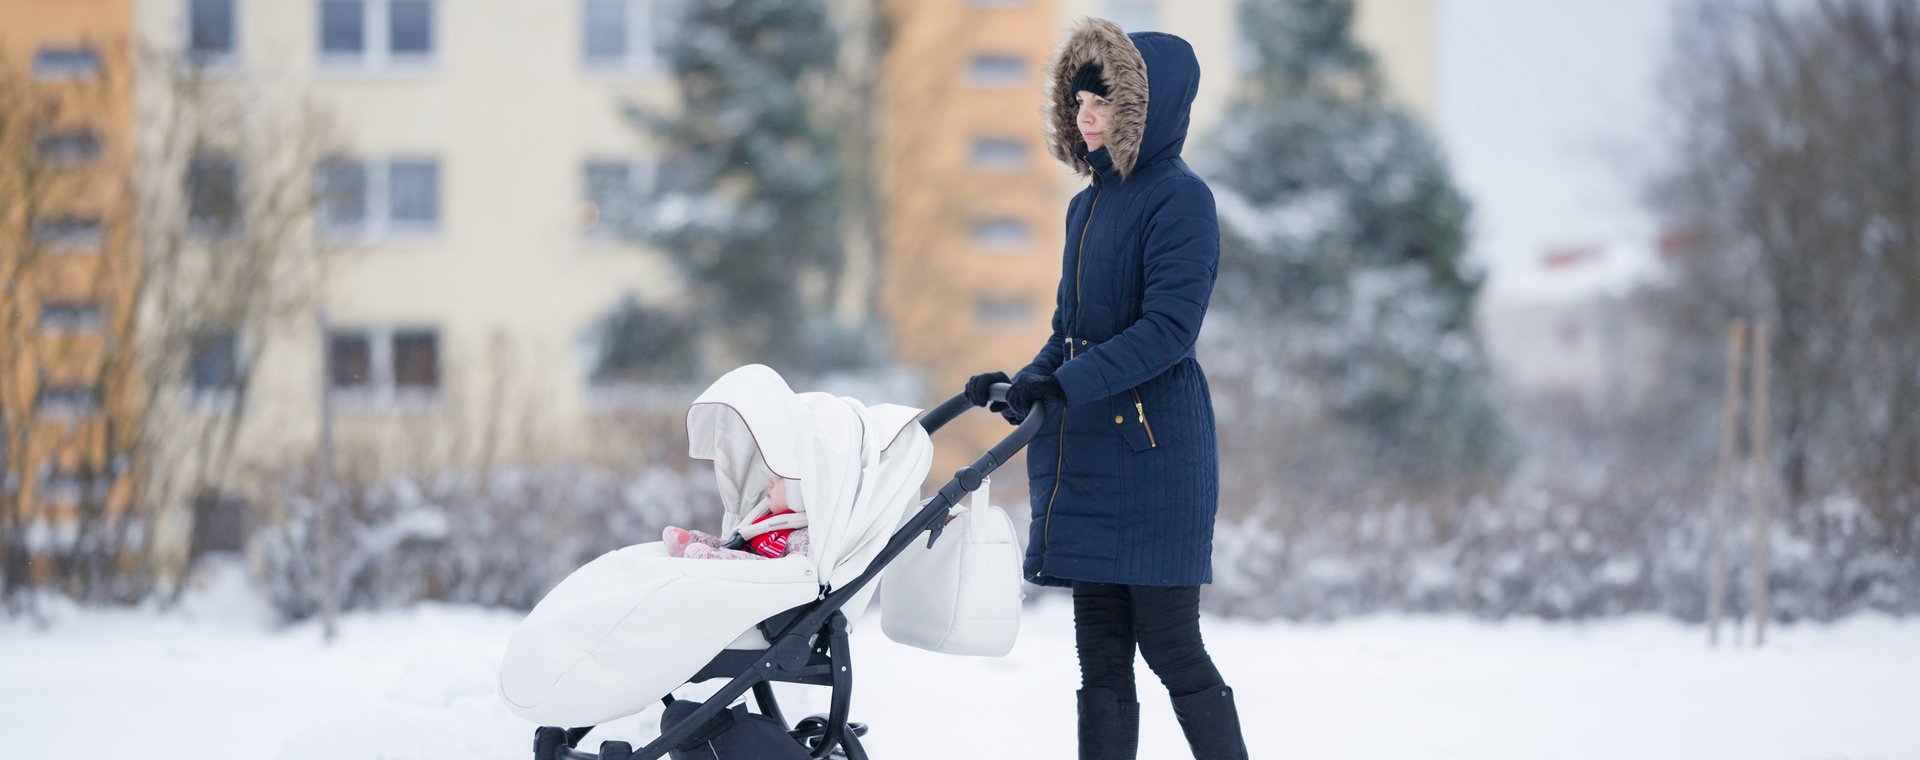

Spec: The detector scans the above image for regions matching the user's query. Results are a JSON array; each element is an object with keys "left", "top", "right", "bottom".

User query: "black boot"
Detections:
[
  {"left": 1172, "top": 685, "right": 1249, "bottom": 759},
  {"left": 1077, "top": 687, "right": 1140, "bottom": 760}
]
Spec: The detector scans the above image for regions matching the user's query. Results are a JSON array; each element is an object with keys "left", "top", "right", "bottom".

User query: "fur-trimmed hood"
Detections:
[{"left": 1044, "top": 18, "right": 1201, "bottom": 180}]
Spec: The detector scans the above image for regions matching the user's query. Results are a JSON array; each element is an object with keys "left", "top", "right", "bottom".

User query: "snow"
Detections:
[{"left": 3, "top": 565, "right": 1916, "bottom": 759}]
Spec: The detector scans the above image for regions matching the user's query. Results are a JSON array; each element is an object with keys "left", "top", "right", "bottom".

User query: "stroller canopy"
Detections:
[{"left": 688, "top": 364, "right": 931, "bottom": 590}]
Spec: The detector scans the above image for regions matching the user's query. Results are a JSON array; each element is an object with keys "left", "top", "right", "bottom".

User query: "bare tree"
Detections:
[
  {"left": 126, "top": 47, "right": 348, "bottom": 599},
  {"left": 0, "top": 40, "right": 347, "bottom": 608},
  {"left": 1648, "top": 0, "right": 1920, "bottom": 551}
]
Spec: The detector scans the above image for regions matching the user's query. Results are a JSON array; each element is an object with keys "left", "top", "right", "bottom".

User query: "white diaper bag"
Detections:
[{"left": 879, "top": 478, "right": 1023, "bottom": 656}]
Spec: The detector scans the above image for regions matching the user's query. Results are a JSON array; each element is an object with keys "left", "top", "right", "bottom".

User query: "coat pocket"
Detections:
[
  {"left": 1110, "top": 388, "right": 1158, "bottom": 453},
  {"left": 1043, "top": 512, "right": 1118, "bottom": 559}
]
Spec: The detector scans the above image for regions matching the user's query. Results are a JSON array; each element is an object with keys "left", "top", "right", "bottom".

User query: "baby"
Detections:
[{"left": 663, "top": 475, "right": 810, "bottom": 560}]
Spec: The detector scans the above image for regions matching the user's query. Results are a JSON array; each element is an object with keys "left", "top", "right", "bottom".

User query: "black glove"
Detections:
[
  {"left": 964, "top": 371, "right": 1011, "bottom": 410},
  {"left": 1002, "top": 373, "right": 1066, "bottom": 424}
]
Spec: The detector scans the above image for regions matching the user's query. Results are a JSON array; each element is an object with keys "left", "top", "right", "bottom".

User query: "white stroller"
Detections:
[{"left": 498, "top": 365, "right": 1039, "bottom": 759}]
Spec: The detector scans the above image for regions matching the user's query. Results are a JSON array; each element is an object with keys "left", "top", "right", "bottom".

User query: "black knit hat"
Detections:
[{"left": 1070, "top": 62, "right": 1108, "bottom": 99}]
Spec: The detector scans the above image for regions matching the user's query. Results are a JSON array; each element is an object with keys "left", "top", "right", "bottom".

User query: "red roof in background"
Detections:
[{"left": 1542, "top": 246, "right": 1603, "bottom": 270}]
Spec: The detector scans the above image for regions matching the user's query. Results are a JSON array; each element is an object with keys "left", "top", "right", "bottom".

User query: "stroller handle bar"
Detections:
[{"left": 917, "top": 382, "right": 1029, "bottom": 438}]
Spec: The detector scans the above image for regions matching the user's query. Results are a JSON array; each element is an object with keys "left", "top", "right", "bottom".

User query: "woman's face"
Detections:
[{"left": 1076, "top": 90, "right": 1111, "bottom": 152}]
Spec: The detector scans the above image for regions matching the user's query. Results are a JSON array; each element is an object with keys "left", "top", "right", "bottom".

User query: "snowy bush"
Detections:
[{"left": 252, "top": 463, "right": 717, "bottom": 620}]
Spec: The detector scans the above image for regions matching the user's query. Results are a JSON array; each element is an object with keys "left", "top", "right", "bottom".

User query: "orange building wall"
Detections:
[
  {"left": 879, "top": 0, "right": 1066, "bottom": 492},
  {"left": 1, "top": 0, "right": 140, "bottom": 579}
]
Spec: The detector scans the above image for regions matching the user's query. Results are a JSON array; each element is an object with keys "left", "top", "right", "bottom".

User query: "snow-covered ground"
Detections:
[{"left": 3, "top": 567, "right": 1915, "bottom": 760}]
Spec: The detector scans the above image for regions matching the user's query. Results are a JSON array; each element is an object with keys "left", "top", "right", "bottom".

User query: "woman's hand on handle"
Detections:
[
  {"left": 1001, "top": 373, "right": 1066, "bottom": 425},
  {"left": 964, "top": 371, "right": 1012, "bottom": 409}
]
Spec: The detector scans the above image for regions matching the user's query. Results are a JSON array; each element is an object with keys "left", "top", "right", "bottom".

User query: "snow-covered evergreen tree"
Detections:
[
  {"left": 1200, "top": 0, "right": 1510, "bottom": 491},
  {"left": 610, "top": 0, "right": 866, "bottom": 377}
]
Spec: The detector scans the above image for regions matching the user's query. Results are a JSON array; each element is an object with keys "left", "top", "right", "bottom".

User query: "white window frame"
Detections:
[
  {"left": 326, "top": 326, "right": 445, "bottom": 412},
  {"left": 316, "top": 156, "right": 442, "bottom": 243},
  {"left": 318, "top": 0, "right": 439, "bottom": 74},
  {"left": 182, "top": 0, "right": 242, "bottom": 71}
]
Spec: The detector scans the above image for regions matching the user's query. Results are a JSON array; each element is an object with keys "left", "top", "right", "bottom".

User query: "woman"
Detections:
[{"left": 964, "top": 18, "right": 1248, "bottom": 760}]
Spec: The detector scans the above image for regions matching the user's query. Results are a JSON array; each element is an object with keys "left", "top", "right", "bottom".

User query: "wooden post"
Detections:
[
  {"left": 1708, "top": 321, "right": 1747, "bottom": 646},
  {"left": 1749, "top": 321, "right": 1771, "bottom": 647}
]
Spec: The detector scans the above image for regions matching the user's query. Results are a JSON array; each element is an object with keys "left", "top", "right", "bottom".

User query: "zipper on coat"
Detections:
[
  {"left": 1042, "top": 181, "right": 1103, "bottom": 574},
  {"left": 1130, "top": 388, "right": 1158, "bottom": 448}
]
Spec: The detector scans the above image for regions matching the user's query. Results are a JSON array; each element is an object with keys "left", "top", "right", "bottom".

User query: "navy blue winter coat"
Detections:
[{"left": 1018, "top": 20, "right": 1220, "bottom": 588}]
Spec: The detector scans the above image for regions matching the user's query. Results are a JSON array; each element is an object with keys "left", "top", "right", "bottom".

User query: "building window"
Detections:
[
  {"left": 970, "top": 137, "right": 1028, "bottom": 171},
  {"left": 973, "top": 296, "right": 1033, "bottom": 329},
  {"left": 188, "top": 154, "right": 241, "bottom": 237},
  {"left": 34, "top": 47, "right": 101, "bottom": 81},
  {"left": 582, "top": 160, "right": 636, "bottom": 236},
  {"left": 316, "top": 157, "right": 440, "bottom": 239},
  {"left": 315, "top": 158, "right": 369, "bottom": 230},
  {"left": 40, "top": 470, "right": 85, "bottom": 507},
  {"left": 389, "top": 0, "right": 433, "bottom": 55},
  {"left": 967, "top": 54, "right": 1027, "bottom": 87},
  {"left": 392, "top": 330, "right": 439, "bottom": 389},
  {"left": 35, "top": 217, "right": 105, "bottom": 253},
  {"left": 580, "top": 158, "right": 695, "bottom": 236},
  {"left": 39, "top": 301, "right": 104, "bottom": 335},
  {"left": 1102, "top": 0, "right": 1158, "bottom": 33},
  {"left": 971, "top": 217, "right": 1033, "bottom": 251},
  {"left": 37, "top": 384, "right": 99, "bottom": 420},
  {"left": 329, "top": 331, "right": 373, "bottom": 389},
  {"left": 582, "top": 0, "right": 686, "bottom": 73},
  {"left": 187, "top": 330, "right": 241, "bottom": 394},
  {"left": 387, "top": 160, "right": 439, "bottom": 228},
  {"left": 328, "top": 328, "right": 442, "bottom": 408},
  {"left": 189, "top": 0, "right": 238, "bottom": 64},
  {"left": 37, "top": 130, "right": 102, "bottom": 167},
  {"left": 320, "top": 0, "right": 436, "bottom": 70}
]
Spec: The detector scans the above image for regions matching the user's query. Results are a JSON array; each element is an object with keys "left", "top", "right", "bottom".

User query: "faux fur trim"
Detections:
[{"left": 1044, "top": 17, "right": 1150, "bottom": 179}]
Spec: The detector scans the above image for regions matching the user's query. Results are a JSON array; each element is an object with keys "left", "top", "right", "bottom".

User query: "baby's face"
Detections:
[{"left": 767, "top": 476, "right": 788, "bottom": 511}]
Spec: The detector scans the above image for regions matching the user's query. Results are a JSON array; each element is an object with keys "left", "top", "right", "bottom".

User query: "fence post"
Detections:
[
  {"left": 1708, "top": 320, "right": 1746, "bottom": 646},
  {"left": 1749, "top": 321, "right": 1771, "bottom": 647}
]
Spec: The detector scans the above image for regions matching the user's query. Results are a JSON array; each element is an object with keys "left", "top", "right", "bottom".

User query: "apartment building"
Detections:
[{"left": 0, "top": 0, "right": 141, "bottom": 578}]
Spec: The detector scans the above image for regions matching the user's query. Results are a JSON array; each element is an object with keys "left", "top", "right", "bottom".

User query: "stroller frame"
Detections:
[{"left": 531, "top": 385, "right": 1041, "bottom": 760}]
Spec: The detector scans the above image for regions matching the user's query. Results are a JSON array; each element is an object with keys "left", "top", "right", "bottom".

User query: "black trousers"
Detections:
[{"left": 1071, "top": 581, "right": 1226, "bottom": 702}]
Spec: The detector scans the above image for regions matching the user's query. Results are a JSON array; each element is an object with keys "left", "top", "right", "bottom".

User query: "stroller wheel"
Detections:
[
  {"left": 533, "top": 727, "right": 567, "bottom": 760},
  {"left": 792, "top": 714, "right": 867, "bottom": 757},
  {"left": 598, "top": 740, "right": 633, "bottom": 760}
]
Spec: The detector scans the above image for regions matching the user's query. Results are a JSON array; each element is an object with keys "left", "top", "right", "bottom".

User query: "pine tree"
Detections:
[
  {"left": 609, "top": 0, "right": 864, "bottom": 378},
  {"left": 1201, "top": 0, "right": 1510, "bottom": 490}
]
